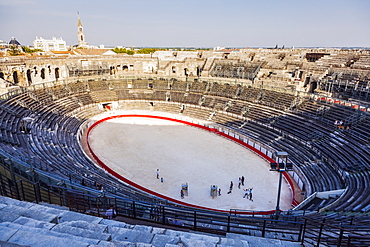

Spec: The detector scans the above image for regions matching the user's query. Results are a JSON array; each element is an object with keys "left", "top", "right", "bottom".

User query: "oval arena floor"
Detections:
[{"left": 86, "top": 110, "right": 292, "bottom": 212}]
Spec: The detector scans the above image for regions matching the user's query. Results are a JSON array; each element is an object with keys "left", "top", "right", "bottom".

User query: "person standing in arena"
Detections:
[{"left": 227, "top": 181, "right": 233, "bottom": 194}]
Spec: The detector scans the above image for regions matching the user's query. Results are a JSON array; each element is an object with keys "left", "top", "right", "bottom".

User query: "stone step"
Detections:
[
  {"left": 51, "top": 223, "right": 112, "bottom": 241},
  {"left": 0, "top": 225, "right": 19, "bottom": 242},
  {"left": 99, "top": 218, "right": 130, "bottom": 228},
  {"left": 0, "top": 222, "right": 90, "bottom": 247},
  {"left": 6, "top": 228, "right": 90, "bottom": 247},
  {"left": 0, "top": 204, "right": 59, "bottom": 223},
  {"left": 108, "top": 226, "right": 154, "bottom": 243},
  {"left": 0, "top": 222, "right": 99, "bottom": 245},
  {"left": 91, "top": 240, "right": 152, "bottom": 247},
  {"left": 59, "top": 220, "right": 108, "bottom": 233},
  {"left": 151, "top": 234, "right": 181, "bottom": 247},
  {"left": 226, "top": 233, "right": 302, "bottom": 247},
  {"left": 38, "top": 201, "right": 69, "bottom": 211},
  {"left": 218, "top": 237, "right": 250, "bottom": 247},
  {"left": 0, "top": 196, "right": 306, "bottom": 247},
  {"left": 13, "top": 216, "right": 55, "bottom": 230},
  {"left": 165, "top": 229, "right": 220, "bottom": 244},
  {"left": 58, "top": 210, "right": 103, "bottom": 224},
  {"left": 0, "top": 240, "right": 30, "bottom": 247},
  {"left": 0, "top": 196, "right": 34, "bottom": 208}
]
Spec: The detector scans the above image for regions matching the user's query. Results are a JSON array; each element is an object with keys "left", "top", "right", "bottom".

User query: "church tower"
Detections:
[{"left": 77, "top": 12, "right": 88, "bottom": 47}]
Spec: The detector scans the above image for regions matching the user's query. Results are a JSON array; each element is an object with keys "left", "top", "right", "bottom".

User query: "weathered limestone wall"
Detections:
[{"left": 0, "top": 49, "right": 369, "bottom": 95}]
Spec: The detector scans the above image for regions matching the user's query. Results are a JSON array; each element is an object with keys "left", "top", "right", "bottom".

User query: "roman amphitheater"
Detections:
[{"left": 0, "top": 48, "right": 369, "bottom": 246}]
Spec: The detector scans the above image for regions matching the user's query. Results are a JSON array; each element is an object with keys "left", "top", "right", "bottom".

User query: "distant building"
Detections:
[
  {"left": 213, "top": 46, "right": 225, "bottom": 51},
  {"left": 9, "top": 37, "right": 21, "bottom": 46},
  {"left": 33, "top": 37, "right": 67, "bottom": 51},
  {"left": 0, "top": 40, "right": 7, "bottom": 53}
]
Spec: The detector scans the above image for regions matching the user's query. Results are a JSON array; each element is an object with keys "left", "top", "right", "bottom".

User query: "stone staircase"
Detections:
[{"left": 0, "top": 196, "right": 303, "bottom": 247}]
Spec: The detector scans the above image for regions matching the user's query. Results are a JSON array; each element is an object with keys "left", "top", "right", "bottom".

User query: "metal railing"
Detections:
[{"left": 1, "top": 163, "right": 369, "bottom": 246}]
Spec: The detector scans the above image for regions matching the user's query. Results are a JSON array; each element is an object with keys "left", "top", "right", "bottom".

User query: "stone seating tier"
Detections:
[{"left": 0, "top": 196, "right": 302, "bottom": 247}]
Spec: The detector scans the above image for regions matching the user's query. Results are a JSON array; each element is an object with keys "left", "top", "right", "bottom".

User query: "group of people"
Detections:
[
  {"left": 225, "top": 176, "right": 253, "bottom": 201},
  {"left": 156, "top": 169, "right": 164, "bottom": 183},
  {"left": 243, "top": 187, "right": 253, "bottom": 201},
  {"left": 155, "top": 169, "right": 253, "bottom": 202},
  {"left": 334, "top": 120, "right": 351, "bottom": 131}
]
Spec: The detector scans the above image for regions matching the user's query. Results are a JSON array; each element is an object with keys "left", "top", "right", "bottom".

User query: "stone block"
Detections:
[
  {"left": 151, "top": 227, "right": 166, "bottom": 235},
  {"left": 180, "top": 238, "right": 216, "bottom": 247},
  {"left": 0, "top": 203, "right": 7, "bottom": 210},
  {"left": 0, "top": 205, "right": 28, "bottom": 222},
  {"left": 0, "top": 222, "right": 99, "bottom": 245},
  {"left": 109, "top": 227, "right": 154, "bottom": 243},
  {"left": 219, "top": 237, "right": 250, "bottom": 247},
  {"left": 58, "top": 210, "right": 103, "bottom": 224},
  {"left": 39, "top": 201, "right": 69, "bottom": 211},
  {"left": 16, "top": 205, "right": 59, "bottom": 223},
  {"left": 0, "top": 225, "right": 18, "bottom": 241},
  {"left": 165, "top": 229, "right": 219, "bottom": 244},
  {"left": 29, "top": 203, "right": 68, "bottom": 216},
  {"left": 60, "top": 220, "right": 108, "bottom": 233},
  {"left": 51, "top": 223, "right": 112, "bottom": 241},
  {"left": 13, "top": 216, "right": 55, "bottom": 229},
  {"left": 225, "top": 233, "right": 301, "bottom": 247},
  {"left": 0, "top": 240, "right": 27, "bottom": 247},
  {"left": 100, "top": 219, "right": 130, "bottom": 228},
  {"left": 0, "top": 196, "right": 33, "bottom": 208},
  {"left": 133, "top": 224, "right": 153, "bottom": 232},
  {"left": 7, "top": 229, "right": 89, "bottom": 247},
  {"left": 151, "top": 234, "right": 180, "bottom": 247}
]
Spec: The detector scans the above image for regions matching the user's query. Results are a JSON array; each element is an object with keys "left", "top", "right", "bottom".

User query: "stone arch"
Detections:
[
  {"left": 55, "top": 68, "right": 60, "bottom": 80},
  {"left": 41, "top": 68, "right": 45, "bottom": 79},
  {"left": 110, "top": 66, "right": 115, "bottom": 75},
  {"left": 13, "top": 71, "right": 19, "bottom": 84},
  {"left": 122, "top": 65, "right": 128, "bottom": 71},
  {"left": 27, "top": 69, "right": 32, "bottom": 85}
]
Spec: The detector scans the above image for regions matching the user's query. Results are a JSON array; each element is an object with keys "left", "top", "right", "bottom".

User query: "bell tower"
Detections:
[{"left": 77, "top": 12, "right": 88, "bottom": 47}]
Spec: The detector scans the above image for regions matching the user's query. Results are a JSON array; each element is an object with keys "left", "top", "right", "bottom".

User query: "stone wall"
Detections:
[{"left": 0, "top": 48, "right": 369, "bottom": 96}]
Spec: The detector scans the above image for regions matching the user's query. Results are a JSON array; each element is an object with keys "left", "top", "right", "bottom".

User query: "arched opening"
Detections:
[
  {"left": 196, "top": 67, "right": 202, "bottom": 77},
  {"left": 41, "top": 68, "right": 45, "bottom": 79},
  {"left": 55, "top": 68, "right": 60, "bottom": 80},
  {"left": 110, "top": 66, "right": 115, "bottom": 75},
  {"left": 26, "top": 69, "right": 32, "bottom": 85},
  {"left": 13, "top": 71, "right": 18, "bottom": 84},
  {"left": 122, "top": 65, "right": 128, "bottom": 71},
  {"left": 0, "top": 72, "right": 4, "bottom": 79},
  {"left": 308, "top": 81, "right": 317, "bottom": 93}
]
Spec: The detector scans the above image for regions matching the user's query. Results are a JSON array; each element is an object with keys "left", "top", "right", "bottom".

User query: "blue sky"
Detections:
[{"left": 1, "top": 0, "right": 369, "bottom": 48}]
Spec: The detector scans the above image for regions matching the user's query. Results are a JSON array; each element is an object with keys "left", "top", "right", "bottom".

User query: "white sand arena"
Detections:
[{"left": 87, "top": 111, "right": 292, "bottom": 213}]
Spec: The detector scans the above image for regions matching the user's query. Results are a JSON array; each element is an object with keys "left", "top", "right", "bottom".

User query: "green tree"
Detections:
[
  {"left": 136, "top": 48, "right": 158, "bottom": 54},
  {"left": 22, "top": 46, "right": 43, "bottom": 54},
  {"left": 8, "top": 45, "right": 21, "bottom": 56},
  {"left": 111, "top": 47, "right": 134, "bottom": 55}
]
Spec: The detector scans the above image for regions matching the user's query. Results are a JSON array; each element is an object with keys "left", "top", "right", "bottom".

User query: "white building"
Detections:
[{"left": 33, "top": 37, "right": 67, "bottom": 51}]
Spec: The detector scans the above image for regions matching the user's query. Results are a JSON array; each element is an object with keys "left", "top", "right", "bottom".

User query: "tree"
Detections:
[
  {"left": 136, "top": 48, "right": 158, "bottom": 54},
  {"left": 8, "top": 45, "right": 21, "bottom": 56},
  {"left": 111, "top": 47, "right": 134, "bottom": 55},
  {"left": 22, "top": 46, "right": 43, "bottom": 54}
]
